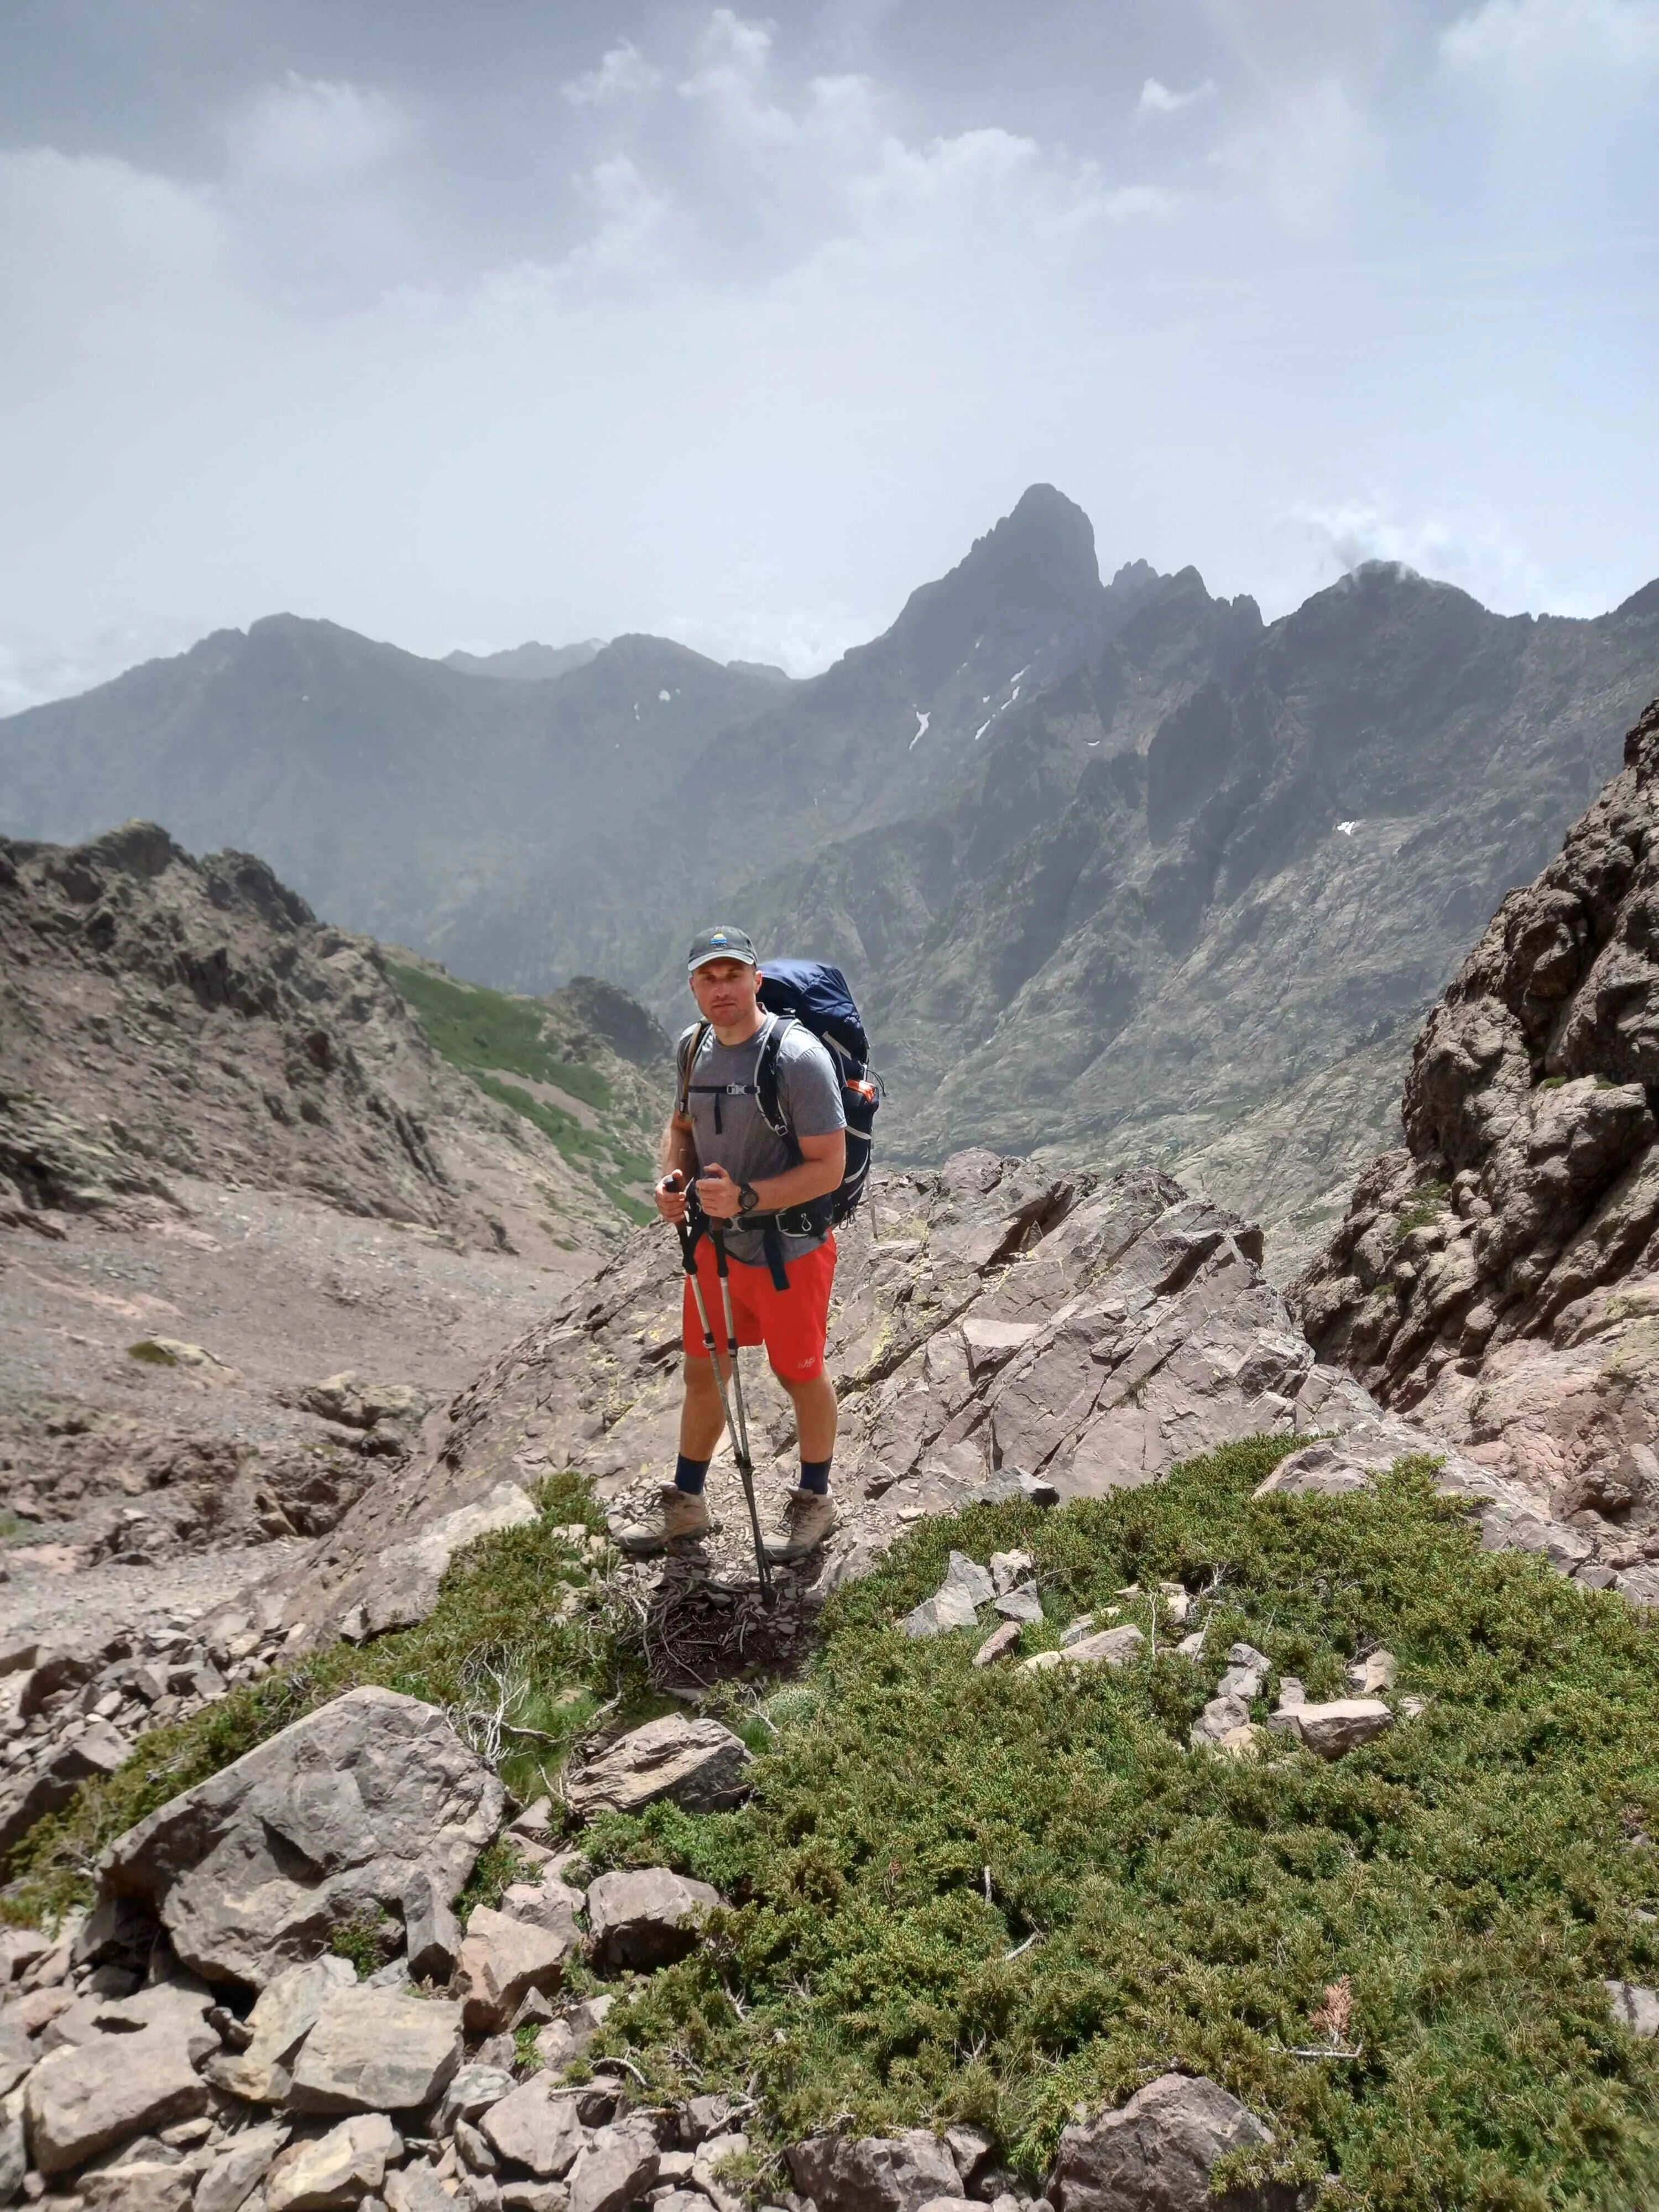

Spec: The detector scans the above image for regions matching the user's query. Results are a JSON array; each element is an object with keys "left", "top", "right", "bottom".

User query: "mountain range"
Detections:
[{"left": 4, "top": 487, "right": 1656, "bottom": 1258}]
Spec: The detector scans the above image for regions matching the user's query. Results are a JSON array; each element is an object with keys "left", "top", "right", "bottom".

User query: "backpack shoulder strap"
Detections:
[
  {"left": 675, "top": 1021, "right": 712, "bottom": 1125},
  {"left": 753, "top": 1014, "right": 795, "bottom": 1147}
]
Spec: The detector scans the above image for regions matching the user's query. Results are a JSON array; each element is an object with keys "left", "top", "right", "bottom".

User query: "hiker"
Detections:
[{"left": 617, "top": 925, "right": 846, "bottom": 1563}]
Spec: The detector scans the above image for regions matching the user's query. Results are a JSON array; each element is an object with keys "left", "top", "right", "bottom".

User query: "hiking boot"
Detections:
[
  {"left": 763, "top": 1486, "right": 839, "bottom": 1563},
  {"left": 613, "top": 1485, "right": 719, "bottom": 1557}
]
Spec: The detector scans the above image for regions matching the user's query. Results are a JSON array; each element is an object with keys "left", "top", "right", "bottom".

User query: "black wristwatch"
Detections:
[{"left": 738, "top": 1181, "right": 761, "bottom": 1215}]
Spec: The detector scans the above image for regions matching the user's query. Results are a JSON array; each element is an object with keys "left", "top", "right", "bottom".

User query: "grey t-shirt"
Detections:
[{"left": 676, "top": 1014, "right": 846, "bottom": 1267}]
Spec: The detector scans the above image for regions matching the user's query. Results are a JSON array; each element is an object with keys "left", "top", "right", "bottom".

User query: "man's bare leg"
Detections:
[{"left": 616, "top": 1355, "right": 729, "bottom": 1554}]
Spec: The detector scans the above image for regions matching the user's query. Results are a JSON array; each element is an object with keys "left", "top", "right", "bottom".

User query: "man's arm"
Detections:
[
  {"left": 696, "top": 1130, "right": 845, "bottom": 1220},
  {"left": 654, "top": 1106, "right": 699, "bottom": 1223}
]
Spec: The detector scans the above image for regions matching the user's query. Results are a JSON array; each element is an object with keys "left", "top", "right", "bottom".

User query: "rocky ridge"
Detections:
[
  {"left": 0, "top": 823, "right": 636, "bottom": 1261},
  {"left": 1294, "top": 693, "right": 1659, "bottom": 1595}
]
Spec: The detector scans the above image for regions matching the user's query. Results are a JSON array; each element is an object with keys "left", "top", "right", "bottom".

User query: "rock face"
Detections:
[
  {"left": 586, "top": 1870, "right": 722, "bottom": 1971},
  {"left": 100, "top": 1686, "right": 505, "bottom": 1986},
  {"left": 1294, "top": 697, "right": 1659, "bottom": 1584},
  {"left": 0, "top": 822, "right": 602, "bottom": 1260},
  {"left": 23, "top": 2013, "right": 211, "bottom": 2174},
  {"left": 1050, "top": 2073, "right": 1294, "bottom": 2212},
  {"left": 276, "top": 1154, "right": 1507, "bottom": 1640}
]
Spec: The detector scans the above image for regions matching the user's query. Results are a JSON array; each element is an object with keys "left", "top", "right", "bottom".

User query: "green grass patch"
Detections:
[
  {"left": 326, "top": 1907, "right": 399, "bottom": 1977},
  {"left": 1396, "top": 1182, "right": 1452, "bottom": 1235},
  {"left": 389, "top": 959, "right": 612, "bottom": 1112},
  {"left": 4, "top": 1473, "right": 644, "bottom": 1923},
  {"left": 389, "top": 959, "right": 654, "bottom": 1222},
  {"left": 578, "top": 1441, "right": 1659, "bottom": 2210},
  {"left": 126, "top": 1339, "right": 178, "bottom": 1366}
]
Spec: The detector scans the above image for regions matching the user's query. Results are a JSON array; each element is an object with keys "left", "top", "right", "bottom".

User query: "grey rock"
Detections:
[
  {"left": 987, "top": 1553, "right": 1034, "bottom": 1596},
  {"left": 454, "top": 1910, "right": 575, "bottom": 2034},
  {"left": 565, "top": 1717, "right": 749, "bottom": 1820},
  {"left": 943, "top": 1554, "right": 995, "bottom": 1609},
  {"left": 402, "top": 1869, "right": 463, "bottom": 1986},
  {"left": 1216, "top": 1645, "right": 1269, "bottom": 1703},
  {"left": 902, "top": 1582, "right": 982, "bottom": 1640},
  {"left": 362, "top": 1484, "right": 540, "bottom": 1638},
  {"left": 207, "top": 1958, "right": 357, "bottom": 2105},
  {"left": 436, "top": 2065, "right": 519, "bottom": 2135},
  {"left": 1606, "top": 1979, "right": 1659, "bottom": 2037},
  {"left": 993, "top": 1585, "right": 1043, "bottom": 1625},
  {"left": 942, "top": 2128, "right": 993, "bottom": 2191},
  {"left": 786, "top": 2132, "right": 962, "bottom": 2212},
  {"left": 0, "top": 2107, "right": 23, "bottom": 2208},
  {"left": 1346, "top": 1651, "right": 1397, "bottom": 1695},
  {"left": 499, "top": 2187, "right": 570, "bottom": 2212},
  {"left": 265, "top": 2113, "right": 400, "bottom": 2212},
  {"left": 1056, "top": 1627, "right": 1144, "bottom": 1671},
  {"left": 81, "top": 2162, "right": 196, "bottom": 2212},
  {"left": 1266, "top": 1698, "right": 1395, "bottom": 1759},
  {"left": 499, "top": 1881, "right": 583, "bottom": 1942},
  {"left": 1189, "top": 1697, "right": 1253, "bottom": 1750},
  {"left": 680, "top": 2098, "right": 733, "bottom": 2149},
  {"left": 457, "top": 2120, "right": 498, "bottom": 2174},
  {"left": 585, "top": 1870, "right": 721, "bottom": 1971},
  {"left": 0, "top": 2022, "right": 33, "bottom": 2100},
  {"left": 100, "top": 1687, "right": 505, "bottom": 1987},
  {"left": 566, "top": 2125, "right": 660, "bottom": 2212},
  {"left": 24, "top": 2020, "right": 210, "bottom": 2176},
  {"left": 193, "top": 2123, "right": 290, "bottom": 2212},
  {"left": 972, "top": 1623, "right": 1021, "bottom": 1670},
  {"left": 385, "top": 2168, "right": 457, "bottom": 2212},
  {"left": 286, "top": 1986, "right": 462, "bottom": 2113},
  {"left": 480, "top": 2079, "right": 586, "bottom": 2178},
  {"left": 1050, "top": 2073, "right": 1293, "bottom": 2212}
]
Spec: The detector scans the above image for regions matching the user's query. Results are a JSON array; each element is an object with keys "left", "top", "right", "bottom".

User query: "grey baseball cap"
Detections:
[{"left": 687, "top": 925, "right": 758, "bottom": 974}]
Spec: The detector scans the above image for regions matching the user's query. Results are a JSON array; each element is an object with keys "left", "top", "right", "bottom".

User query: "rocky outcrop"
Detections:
[
  {"left": 101, "top": 1686, "right": 505, "bottom": 1986},
  {"left": 269, "top": 1151, "right": 1520, "bottom": 1649},
  {"left": 1293, "top": 697, "right": 1659, "bottom": 1582},
  {"left": 0, "top": 823, "right": 632, "bottom": 1261}
]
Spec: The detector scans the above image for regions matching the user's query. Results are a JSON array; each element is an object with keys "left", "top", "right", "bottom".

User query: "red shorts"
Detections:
[{"left": 682, "top": 1234, "right": 837, "bottom": 1382}]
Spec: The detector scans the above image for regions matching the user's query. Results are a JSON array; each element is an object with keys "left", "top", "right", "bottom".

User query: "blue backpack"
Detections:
[{"left": 754, "top": 958, "right": 880, "bottom": 1234}]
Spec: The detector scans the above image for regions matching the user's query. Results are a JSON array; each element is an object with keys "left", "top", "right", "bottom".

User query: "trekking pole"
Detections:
[
  {"left": 707, "top": 1222, "right": 773, "bottom": 1604},
  {"left": 669, "top": 1181, "right": 774, "bottom": 1602}
]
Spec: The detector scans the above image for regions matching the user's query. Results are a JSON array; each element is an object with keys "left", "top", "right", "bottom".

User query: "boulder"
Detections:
[
  {"left": 690, "top": 2131, "right": 749, "bottom": 2212},
  {"left": 358, "top": 1483, "right": 540, "bottom": 1638},
  {"left": 973, "top": 1623, "right": 1021, "bottom": 1670},
  {"left": 265, "top": 2112, "right": 400, "bottom": 2212},
  {"left": 207, "top": 1957, "right": 357, "bottom": 2104},
  {"left": 1057, "top": 1626, "right": 1144, "bottom": 1671},
  {"left": 1606, "top": 1980, "right": 1659, "bottom": 2037},
  {"left": 1190, "top": 1696, "right": 1253, "bottom": 1751},
  {"left": 437, "top": 2064, "right": 519, "bottom": 2135},
  {"left": 0, "top": 2105, "right": 25, "bottom": 2208},
  {"left": 480, "top": 2077, "right": 587, "bottom": 2178},
  {"left": 566, "top": 2122, "right": 660, "bottom": 2212},
  {"left": 24, "top": 2020, "right": 210, "bottom": 2175},
  {"left": 585, "top": 1869, "right": 722, "bottom": 1971},
  {"left": 565, "top": 1715, "right": 750, "bottom": 1819},
  {"left": 903, "top": 1583, "right": 980, "bottom": 1639},
  {"left": 194, "top": 2121, "right": 290, "bottom": 2212},
  {"left": 1216, "top": 1645, "right": 1269, "bottom": 1703},
  {"left": 993, "top": 1586, "right": 1043, "bottom": 1625},
  {"left": 403, "top": 1867, "right": 464, "bottom": 1984},
  {"left": 287, "top": 1985, "right": 463, "bottom": 2112},
  {"left": 100, "top": 1686, "right": 505, "bottom": 1987},
  {"left": 987, "top": 1552, "right": 1034, "bottom": 1595},
  {"left": 19, "top": 1647, "right": 101, "bottom": 1718},
  {"left": 1050, "top": 2073, "right": 1293, "bottom": 2212},
  {"left": 1266, "top": 1698, "right": 1395, "bottom": 1759},
  {"left": 80, "top": 2161, "right": 195, "bottom": 2212},
  {"left": 387, "top": 2166, "right": 459, "bottom": 2212},
  {"left": 787, "top": 2130, "right": 962, "bottom": 2212},
  {"left": 455, "top": 1909, "right": 573, "bottom": 2032},
  {"left": 0, "top": 2021, "right": 33, "bottom": 2100},
  {"left": 499, "top": 1879, "right": 583, "bottom": 1942}
]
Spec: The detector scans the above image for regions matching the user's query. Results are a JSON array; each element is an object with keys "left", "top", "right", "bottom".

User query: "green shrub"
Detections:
[{"left": 580, "top": 1441, "right": 1659, "bottom": 2210}]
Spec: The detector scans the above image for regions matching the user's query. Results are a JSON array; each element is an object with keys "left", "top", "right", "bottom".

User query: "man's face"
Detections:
[{"left": 691, "top": 958, "right": 761, "bottom": 1026}]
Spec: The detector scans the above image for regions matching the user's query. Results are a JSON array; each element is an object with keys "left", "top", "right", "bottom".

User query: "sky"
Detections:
[{"left": 2, "top": 0, "right": 1657, "bottom": 711}]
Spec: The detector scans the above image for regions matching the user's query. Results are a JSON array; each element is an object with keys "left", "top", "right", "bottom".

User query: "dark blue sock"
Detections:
[
  {"left": 799, "top": 1456, "right": 832, "bottom": 1496},
  {"left": 674, "top": 1453, "right": 711, "bottom": 1495}
]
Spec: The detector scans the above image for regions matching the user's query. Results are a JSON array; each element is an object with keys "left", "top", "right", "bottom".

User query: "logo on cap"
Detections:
[{"left": 710, "top": 931, "right": 728, "bottom": 946}]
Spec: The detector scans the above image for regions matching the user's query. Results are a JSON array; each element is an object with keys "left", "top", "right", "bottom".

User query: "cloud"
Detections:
[
  {"left": 560, "top": 39, "right": 664, "bottom": 107},
  {"left": 1294, "top": 499, "right": 1552, "bottom": 611},
  {"left": 225, "top": 73, "right": 409, "bottom": 180},
  {"left": 1136, "top": 77, "right": 1216, "bottom": 115},
  {"left": 1441, "top": 0, "right": 1659, "bottom": 68}
]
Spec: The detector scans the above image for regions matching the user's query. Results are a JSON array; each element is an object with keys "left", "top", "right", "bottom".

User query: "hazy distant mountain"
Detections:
[
  {"left": 0, "top": 620, "right": 782, "bottom": 948},
  {"left": 4, "top": 488, "right": 1655, "bottom": 1250},
  {"left": 443, "top": 638, "right": 605, "bottom": 681}
]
